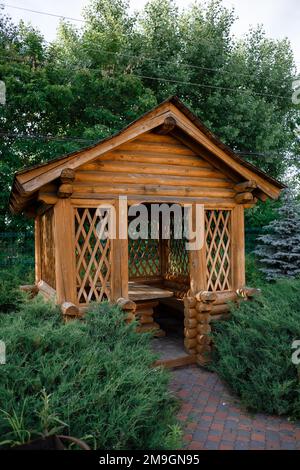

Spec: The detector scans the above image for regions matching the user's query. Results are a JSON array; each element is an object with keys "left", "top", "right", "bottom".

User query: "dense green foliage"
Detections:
[
  {"left": 0, "top": 266, "right": 33, "bottom": 313},
  {"left": 1, "top": 0, "right": 299, "bottom": 238},
  {"left": 0, "top": 296, "right": 181, "bottom": 449},
  {"left": 212, "top": 278, "right": 300, "bottom": 419}
]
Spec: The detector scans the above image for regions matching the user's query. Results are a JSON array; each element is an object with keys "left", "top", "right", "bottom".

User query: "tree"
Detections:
[
  {"left": 254, "top": 192, "right": 300, "bottom": 280},
  {"left": 0, "top": 0, "right": 299, "bottom": 238}
]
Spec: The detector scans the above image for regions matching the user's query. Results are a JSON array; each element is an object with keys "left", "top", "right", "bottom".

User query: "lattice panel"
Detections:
[
  {"left": 205, "top": 210, "right": 231, "bottom": 291},
  {"left": 165, "top": 215, "right": 189, "bottom": 284},
  {"left": 75, "top": 207, "right": 111, "bottom": 304},
  {"left": 166, "top": 238, "right": 189, "bottom": 281},
  {"left": 128, "top": 238, "right": 161, "bottom": 279}
]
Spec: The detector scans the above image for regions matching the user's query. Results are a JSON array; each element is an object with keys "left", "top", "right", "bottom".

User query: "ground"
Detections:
[{"left": 152, "top": 336, "right": 300, "bottom": 450}]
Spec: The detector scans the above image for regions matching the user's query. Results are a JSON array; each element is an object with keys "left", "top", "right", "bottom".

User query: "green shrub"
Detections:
[
  {"left": 0, "top": 266, "right": 33, "bottom": 313},
  {"left": 0, "top": 297, "right": 181, "bottom": 449},
  {"left": 245, "top": 253, "right": 266, "bottom": 287},
  {"left": 212, "top": 278, "right": 300, "bottom": 419}
]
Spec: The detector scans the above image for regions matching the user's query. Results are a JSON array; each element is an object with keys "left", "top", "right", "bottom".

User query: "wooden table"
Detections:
[{"left": 128, "top": 282, "right": 174, "bottom": 336}]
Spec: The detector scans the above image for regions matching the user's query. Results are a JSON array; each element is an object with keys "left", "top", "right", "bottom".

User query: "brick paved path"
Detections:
[{"left": 170, "top": 365, "right": 300, "bottom": 450}]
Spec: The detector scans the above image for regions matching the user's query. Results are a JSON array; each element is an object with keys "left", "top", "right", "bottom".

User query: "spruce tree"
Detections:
[{"left": 254, "top": 193, "right": 300, "bottom": 280}]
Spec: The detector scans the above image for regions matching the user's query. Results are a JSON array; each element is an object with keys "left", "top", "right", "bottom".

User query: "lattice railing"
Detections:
[
  {"left": 75, "top": 207, "right": 111, "bottom": 304},
  {"left": 205, "top": 210, "right": 231, "bottom": 291},
  {"left": 166, "top": 238, "right": 189, "bottom": 282},
  {"left": 128, "top": 238, "right": 161, "bottom": 279}
]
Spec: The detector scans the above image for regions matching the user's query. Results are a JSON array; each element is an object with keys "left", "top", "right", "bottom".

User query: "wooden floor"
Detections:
[{"left": 128, "top": 282, "right": 174, "bottom": 302}]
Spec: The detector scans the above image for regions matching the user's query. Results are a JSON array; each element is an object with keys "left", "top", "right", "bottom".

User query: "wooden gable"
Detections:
[
  {"left": 73, "top": 132, "right": 235, "bottom": 203},
  {"left": 9, "top": 96, "right": 284, "bottom": 214}
]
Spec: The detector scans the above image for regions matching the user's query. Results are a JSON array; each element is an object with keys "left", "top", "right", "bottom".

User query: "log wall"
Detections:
[{"left": 72, "top": 132, "right": 236, "bottom": 204}]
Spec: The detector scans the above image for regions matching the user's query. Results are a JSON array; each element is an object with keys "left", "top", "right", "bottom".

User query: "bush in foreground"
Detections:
[
  {"left": 212, "top": 278, "right": 300, "bottom": 419},
  {"left": 0, "top": 297, "right": 181, "bottom": 449},
  {"left": 0, "top": 266, "right": 33, "bottom": 313}
]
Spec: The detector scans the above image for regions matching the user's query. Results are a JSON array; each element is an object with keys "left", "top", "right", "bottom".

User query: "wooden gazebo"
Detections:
[{"left": 10, "top": 96, "right": 284, "bottom": 366}]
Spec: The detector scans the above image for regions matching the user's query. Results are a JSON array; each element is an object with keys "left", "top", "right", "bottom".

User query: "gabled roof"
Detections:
[{"left": 9, "top": 96, "right": 284, "bottom": 214}]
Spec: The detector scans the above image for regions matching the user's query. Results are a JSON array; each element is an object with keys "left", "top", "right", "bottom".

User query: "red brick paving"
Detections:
[{"left": 170, "top": 365, "right": 300, "bottom": 450}]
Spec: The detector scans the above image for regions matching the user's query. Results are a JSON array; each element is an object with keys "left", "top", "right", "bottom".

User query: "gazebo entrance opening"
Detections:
[{"left": 127, "top": 203, "right": 190, "bottom": 340}]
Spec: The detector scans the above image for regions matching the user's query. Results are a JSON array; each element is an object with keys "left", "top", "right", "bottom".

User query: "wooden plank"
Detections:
[
  {"left": 53, "top": 199, "right": 77, "bottom": 304},
  {"left": 142, "top": 130, "right": 178, "bottom": 142},
  {"left": 128, "top": 282, "right": 173, "bottom": 301},
  {"left": 172, "top": 129, "right": 241, "bottom": 184},
  {"left": 71, "top": 194, "right": 236, "bottom": 208},
  {"left": 81, "top": 160, "right": 219, "bottom": 176},
  {"left": 119, "top": 139, "right": 196, "bottom": 155},
  {"left": 75, "top": 171, "right": 232, "bottom": 188},
  {"left": 231, "top": 205, "right": 245, "bottom": 289},
  {"left": 153, "top": 354, "right": 197, "bottom": 369},
  {"left": 98, "top": 151, "right": 213, "bottom": 167},
  {"left": 72, "top": 183, "right": 235, "bottom": 198}
]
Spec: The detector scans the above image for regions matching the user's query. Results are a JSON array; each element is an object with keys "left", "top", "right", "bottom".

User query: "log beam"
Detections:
[
  {"left": 155, "top": 116, "right": 177, "bottom": 135},
  {"left": 58, "top": 183, "right": 73, "bottom": 198},
  {"left": 235, "top": 192, "right": 253, "bottom": 204},
  {"left": 38, "top": 192, "right": 58, "bottom": 205},
  {"left": 117, "top": 297, "right": 136, "bottom": 324},
  {"left": 237, "top": 286, "right": 261, "bottom": 299},
  {"left": 57, "top": 168, "right": 75, "bottom": 198},
  {"left": 19, "top": 284, "right": 39, "bottom": 298},
  {"left": 234, "top": 180, "right": 257, "bottom": 193},
  {"left": 61, "top": 301, "right": 81, "bottom": 322},
  {"left": 37, "top": 280, "right": 56, "bottom": 301}
]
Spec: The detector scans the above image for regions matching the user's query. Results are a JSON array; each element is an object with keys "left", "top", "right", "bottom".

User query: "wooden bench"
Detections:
[{"left": 128, "top": 282, "right": 174, "bottom": 336}]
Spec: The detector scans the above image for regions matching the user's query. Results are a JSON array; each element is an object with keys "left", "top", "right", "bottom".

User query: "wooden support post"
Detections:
[
  {"left": 35, "top": 216, "right": 41, "bottom": 284},
  {"left": 184, "top": 203, "right": 206, "bottom": 356},
  {"left": 160, "top": 238, "right": 169, "bottom": 280},
  {"left": 189, "top": 204, "right": 206, "bottom": 295},
  {"left": 53, "top": 199, "right": 77, "bottom": 304},
  {"left": 111, "top": 200, "right": 128, "bottom": 301},
  {"left": 231, "top": 205, "right": 245, "bottom": 290}
]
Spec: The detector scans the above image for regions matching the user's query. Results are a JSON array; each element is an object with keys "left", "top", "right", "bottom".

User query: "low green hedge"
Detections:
[
  {"left": 212, "top": 278, "right": 300, "bottom": 420},
  {"left": 0, "top": 296, "right": 181, "bottom": 449}
]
